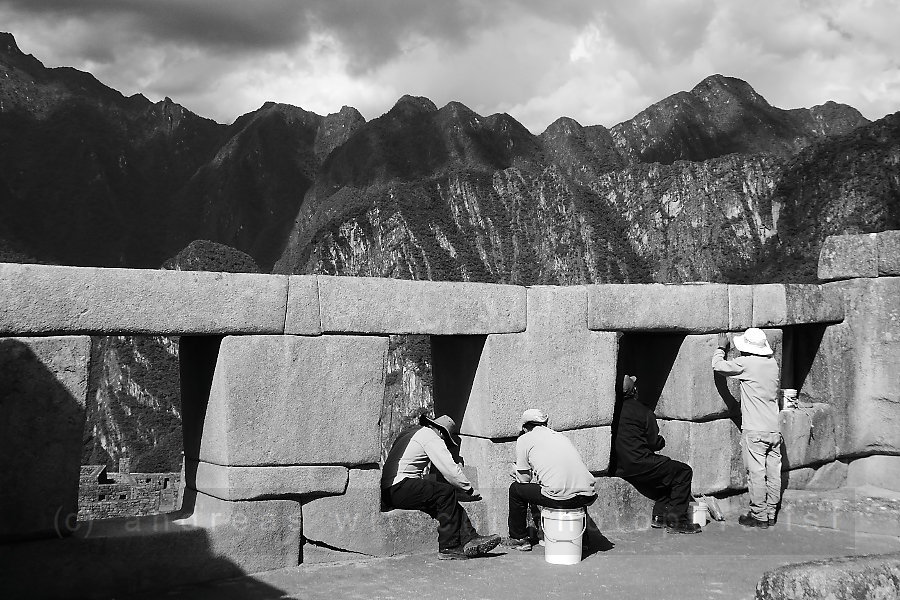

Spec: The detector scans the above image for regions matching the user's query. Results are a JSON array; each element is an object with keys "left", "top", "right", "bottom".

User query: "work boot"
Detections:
[
  {"left": 501, "top": 536, "right": 533, "bottom": 551},
  {"left": 438, "top": 546, "right": 470, "bottom": 560},
  {"left": 665, "top": 518, "right": 702, "bottom": 534},
  {"left": 738, "top": 513, "right": 769, "bottom": 529},
  {"left": 650, "top": 515, "right": 665, "bottom": 529},
  {"left": 463, "top": 534, "right": 501, "bottom": 557}
]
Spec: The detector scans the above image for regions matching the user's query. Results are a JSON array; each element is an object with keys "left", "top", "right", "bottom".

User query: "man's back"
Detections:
[{"left": 516, "top": 427, "right": 594, "bottom": 501}]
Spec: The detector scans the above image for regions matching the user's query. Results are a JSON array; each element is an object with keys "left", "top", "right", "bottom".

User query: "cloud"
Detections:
[{"left": 0, "top": 0, "right": 897, "bottom": 132}]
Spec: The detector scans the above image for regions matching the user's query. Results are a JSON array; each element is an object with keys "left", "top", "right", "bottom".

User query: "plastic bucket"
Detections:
[
  {"left": 781, "top": 388, "right": 799, "bottom": 410},
  {"left": 690, "top": 501, "right": 709, "bottom": 526},
  {"left": 540, "top": 507, "right": 586, "bottom": 565}
]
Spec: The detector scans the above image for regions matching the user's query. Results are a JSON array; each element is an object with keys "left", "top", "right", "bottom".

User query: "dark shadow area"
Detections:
[
  {"left": 782, "top": 324, "right": 826, "bottom": 392},
  {"left": 610, "top": 332, "right": 684, "bottom": 474},
  {"left": 583, "top": 514, "right": 615, "bottom": 559},
  {"left": 178, "top": 336, "right": 223, "bottom": 515},
  {"left": 714, "top": 374, "right": 743, "bottom": 429},
  {"left": 431, "top": 334, "right": 486, "bottom": 429},
  {"left": 0, "top": 338, "right": 87, "bottom": 543},
  {"left": 1, "top": 336, "right": 290, "bottom": 599}
]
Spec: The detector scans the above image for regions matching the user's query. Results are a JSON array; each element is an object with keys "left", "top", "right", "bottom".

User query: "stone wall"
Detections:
[{"left": 1, "top": 229, "right": 898, "bottom": 598}]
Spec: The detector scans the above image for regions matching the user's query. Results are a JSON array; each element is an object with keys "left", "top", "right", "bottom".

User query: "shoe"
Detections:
[
  {"left": 438, "top": 546, "right": 470, "bottom": 560},
  {"left": 738, "top": 513, "right": 769, "bottom": 529},
  {"left": 501, "top": 536, "right": 533, "bottom": 551},
  {"left": 463, "top": 534, "right": 501, "bottom": 557},
  {"left": 665, "top": 519, "right": 702, "bottom": 534},
  {"left": 767, "top": 517, "right": 777, "bottom": 527},
  {"left": 651, "top": 515, "right": 665, "bottom": 529}
]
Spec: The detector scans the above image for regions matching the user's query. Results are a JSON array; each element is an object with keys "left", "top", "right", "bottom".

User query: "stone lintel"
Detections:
[
  {"left": 316, "top": 275, "right": 526, "bottom": 334},
  {"left": 587, "top": 283, "right": 729, "bottom": 332},
  {"left": 0, "top": 263, "right": 288, "bottom": 335}
]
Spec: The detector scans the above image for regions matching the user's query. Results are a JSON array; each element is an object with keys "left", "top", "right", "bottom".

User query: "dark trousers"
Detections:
[
  {"left": 385, "top": 478, "right": 478, "bottom": 551},
  {"left": 508, "top": 482, "right": 596, "bottom": 539},
  {"left": 622, "top": 458, "right": 693, "bottom": 522}
]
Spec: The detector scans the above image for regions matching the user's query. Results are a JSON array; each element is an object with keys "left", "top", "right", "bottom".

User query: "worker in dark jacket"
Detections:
[{"left": 613, "top": 375, "right": 700, "bottom": 534}]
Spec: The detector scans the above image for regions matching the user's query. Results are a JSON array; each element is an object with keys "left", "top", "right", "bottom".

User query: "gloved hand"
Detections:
[{"left": 717, "top": 332, "right": 730, "bottom": 350}]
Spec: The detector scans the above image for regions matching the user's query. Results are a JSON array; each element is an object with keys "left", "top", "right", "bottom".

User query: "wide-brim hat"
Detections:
[
  {"left": 419, "top": 414, "right": 459, "bottom": 446},
  {"left": 733, "top": 328, "right": 774, "bottom": 356},
  {"left": 520, "top": 408, "right": 549, "bottom": 428}
]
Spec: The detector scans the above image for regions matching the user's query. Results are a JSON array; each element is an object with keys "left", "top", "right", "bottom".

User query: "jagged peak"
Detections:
[
  {"left": 690, "top": 74, "right": 771, "bottom": 108},
  {"left": 437, "top": 101, "right": 483, "bottom": 128},
  {"left": 329, "top": 105, "right": 365, "bottom": 121},
  {"left": 542, "top": 116, "right": 584, "bottom": 137},
  {"left": 389, "top": 95, "right": 438, "bottom": 116},
  {"left": 0, "top": 31, "right": 21, "bottom": 54}
]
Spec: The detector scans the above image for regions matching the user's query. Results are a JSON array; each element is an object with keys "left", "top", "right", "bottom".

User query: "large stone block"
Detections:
[
  {"left": 588, "top": 476, "right": 655, "bottom": 532},
  {"left": 846, "top": 455, "right": 900, "bottom": 491},
  {"left": 637, "top": 334, "right": 739, "bottom": 421},
  {"left": 185, "top": 459, "right": 349, "bottom": 501},
  {"left": 0, "top": 263, "right": 289, "bottom": 335},
  {"left": 756, "top": 552, "right": 900, "bottom": 600},
  {"left": 822, "top": 279, "right": 900, "bottom": 456},
  {"left": 657, "top": 419, "right": 740, "bottom": 495},
  {"left": 283, "top": 275, "right": 322, "bottom": 335},
  {"left": 817, "top": 233, "right": 878, "bottom": 281},
  {"left": 177, "top": 489, "right": 302, "bottom": 572},
  {"left": 195, "top": 335, "right": 387, "bottom": 466},
  {"left": 728, "top": 285, "right": 754, "bottom": 331},
  {"left": 779, "top": 404, "right": 837, "bottom": 470},
  {"left": 316, "top": 275, "right": 526, "bottom": 334},
  {"left": 0, "top": 336, "right": 90, "bottom": 541},
  {"left": 878, "top": 230, "right": 900, "bottom": 276},
  {"left": 587, "top": 283, "right": 729, "bottom": 332},
  {"left": 751, "top": 284, "right": 844, "bottom": 327},
  {"left": 438, "top": 287, "right": 617, "bottom": 438},
  {"left": 300, "top": 468, "right": 439, "bottom": 559}
]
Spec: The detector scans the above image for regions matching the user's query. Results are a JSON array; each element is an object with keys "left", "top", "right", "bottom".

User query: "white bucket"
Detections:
[
  {"left": 690, "top": 501, "right": 709, "bottom": 526},
  {"left": 540, "top": 507, "right": 586, "bottom": 565}
]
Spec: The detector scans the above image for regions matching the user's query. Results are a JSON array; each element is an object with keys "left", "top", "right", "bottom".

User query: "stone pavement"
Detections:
[{"left": 132, "top": 520, "right": 899, "bottom": 600}]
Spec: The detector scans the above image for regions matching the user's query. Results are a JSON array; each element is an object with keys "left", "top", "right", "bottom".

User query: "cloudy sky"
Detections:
[{"left": 2, "top": 0, "right": 898, "bottom": 132}]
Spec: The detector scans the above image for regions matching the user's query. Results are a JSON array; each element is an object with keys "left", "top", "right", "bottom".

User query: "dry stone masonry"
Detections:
[{"left": 1, "top": 229, "right": 899, "bottom": 599}]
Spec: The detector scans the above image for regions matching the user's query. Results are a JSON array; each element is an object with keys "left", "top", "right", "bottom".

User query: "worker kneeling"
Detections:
[{"left": 502, "top": 409, "right": 598, "bottom": 551}]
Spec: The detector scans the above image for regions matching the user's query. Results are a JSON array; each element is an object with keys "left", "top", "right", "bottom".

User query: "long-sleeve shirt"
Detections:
[
  {"left": 380, "top": 426, "right": 473, "bottom": 492},
  {"left": 712, "top": 349, "right": 780, "bottom": 432},
  {"left": 613, "top": 396, "right": 667, "bottom": 477},
  {"left": 515, "top": 426, "right": 595, "bottom": 500}
]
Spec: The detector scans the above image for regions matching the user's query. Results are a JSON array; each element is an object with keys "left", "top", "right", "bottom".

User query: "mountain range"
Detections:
[{"left": 1, "top": 32, "right": 898, "bottom": 472}]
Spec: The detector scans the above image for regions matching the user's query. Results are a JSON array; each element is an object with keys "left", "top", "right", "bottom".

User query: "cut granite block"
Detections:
[
  {"left": 587, "top": 283, "right": 729, "bottom": 332},
  {"left": 817, "top": 233, "right": 878, "bottom": 281},
  {"left": 779, "top": 404, "right": 837, "bottom": 471},
  {"left": 752, "top": 284, "right": 844, "bottom": 327},
  {"left": 648, "top": 334, "right": 739, "bottom": 421},
  {"left": 300, "top": 469, "right": 439, "bottom": 559},
  {"left": 657, "top": 419, "right": 739, "bottom": 495},
  {"left": 185, "top": 459, "right": 349, "bottom": 501},
  {"left": 437, "top": 286, "right": 617, "bottom": 438},
  {"left": 728, "top": 285, "right": 754, "bottom": 331},
  {"left": 877, "top": 230, "right": 900, "bottom": 276},
  {"left": 316, "top": 275, "right": 526, "bottom": 334},
  {"left": 0, "top": 336, "right": 91, "bottom": 541},
  {"left": 283, "top": 275, "right": 321, "bottom": 335},
  {"left": 846, "top": 455, "right": 900, "bottom": 491},
  {"left": 0, "top": 263, "right": 289, "bottom": 335},
  {"left": 195, "top": 335, "right": 387, "bottom": 466}
]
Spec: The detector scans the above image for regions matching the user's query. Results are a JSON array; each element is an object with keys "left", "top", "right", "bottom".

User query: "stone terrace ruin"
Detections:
[{"left": 1, "top": 230, "right": 899, "bottom": 598}]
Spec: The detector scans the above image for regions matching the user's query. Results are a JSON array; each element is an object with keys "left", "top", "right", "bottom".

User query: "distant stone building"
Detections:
[{"left": 78, "top": 458, "right": 181, "bottom": 521}]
